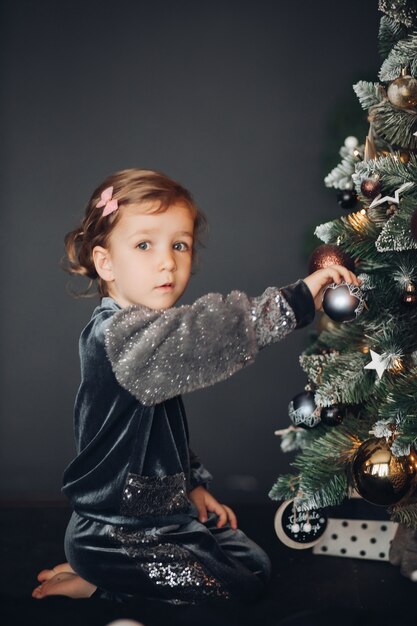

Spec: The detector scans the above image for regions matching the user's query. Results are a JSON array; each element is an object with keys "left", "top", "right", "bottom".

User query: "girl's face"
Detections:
[{"left": 93, "top": 203, "right": 194, "bottom": 309}]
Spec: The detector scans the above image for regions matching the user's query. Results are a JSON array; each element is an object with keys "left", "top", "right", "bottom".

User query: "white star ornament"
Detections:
[
  {"left": 369, "top": 182, "right": 413, "bottom": 209},
  {"left": 364, "top": 350, "right": 390, "bottom": 380}
]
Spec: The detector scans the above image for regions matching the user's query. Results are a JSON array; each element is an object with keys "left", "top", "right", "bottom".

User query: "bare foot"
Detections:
[
  {"left": 32, "top": 568, "right": 97, "bottom": 599},
  {"left": 37, "top": 562, "right": 76, "bottom": 583}
]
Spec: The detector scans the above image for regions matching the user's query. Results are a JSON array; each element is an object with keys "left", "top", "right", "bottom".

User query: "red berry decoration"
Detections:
[
  {"left": 360, "top": 177, "right": 382, "bottom": 199},
  {"left": 308, "top": 244, "right": 355, "bottom": 274}
]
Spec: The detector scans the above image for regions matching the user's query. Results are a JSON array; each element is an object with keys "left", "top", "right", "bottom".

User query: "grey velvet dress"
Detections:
[{"left": 62, "top": 280, "right": 315, "bottom": 604}]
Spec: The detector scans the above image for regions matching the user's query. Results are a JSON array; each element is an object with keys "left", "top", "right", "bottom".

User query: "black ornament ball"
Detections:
[
  {"left": 320, "top": 405, "right": 344, "bottom": 426},
  {"left": 352, "top": 437, "right": 416, "bottom": 506},
  {"left": 289, "top": 391, "right": 320, "bottom": 428},
  {"left": 308, "top": 244, "right": 356, "bottom": 274},
  {"left": 360, "top": 177, "right": 382, "bottom": 199},
  {"left": 410, "top": 208, "right": 417, "bottom": 240},
  {"left": 337, "top": 189, "right": 357, "bottom": 210},
  {"left": 322, "top": 282, "right": 365, "bottom": 323}
]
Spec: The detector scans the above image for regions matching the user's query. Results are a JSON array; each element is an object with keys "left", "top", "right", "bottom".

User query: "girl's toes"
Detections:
[
  {"left": 37, "top": 563, "right": 75, "bottom": 582},
  {"left": 32, "top": 584, "right": 44, "bottom": 598}
]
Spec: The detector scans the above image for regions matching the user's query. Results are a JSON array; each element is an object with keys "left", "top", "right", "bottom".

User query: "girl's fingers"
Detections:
[
  {"left": 326, "top": 266, "right": 361, "bottom": 286},
  {"left": 222, "top": 504, "right": 238, "bottom": 530},
  {"left": 196, "top": 502, "right": 208, "bottom": 523},
  {"left": 215, "top": 507, "right": 228, "bottom": 528}
]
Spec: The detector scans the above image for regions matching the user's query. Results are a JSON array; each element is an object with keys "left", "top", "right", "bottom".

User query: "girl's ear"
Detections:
[{"left": 93, "top": 246, "right": 114, "bottom": 282}]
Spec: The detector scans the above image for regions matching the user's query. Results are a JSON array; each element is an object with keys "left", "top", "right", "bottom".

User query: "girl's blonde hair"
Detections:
[{"left": 63, "top": 168, "right": 207, "bottom": 297}]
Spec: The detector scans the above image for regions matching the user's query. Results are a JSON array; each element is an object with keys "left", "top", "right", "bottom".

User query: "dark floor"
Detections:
[{"left": 0, "top": 502, "right": 415, "bottom": 626}]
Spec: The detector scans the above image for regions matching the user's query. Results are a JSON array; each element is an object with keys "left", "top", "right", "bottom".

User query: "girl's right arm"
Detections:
[{"left": 104, "top": 265, "right": 358, "bottom": 406}]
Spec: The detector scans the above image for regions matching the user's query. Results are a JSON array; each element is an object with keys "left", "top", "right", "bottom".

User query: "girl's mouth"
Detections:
[{"left": 156, "top": 283, "right": 174, "bottom": 290}]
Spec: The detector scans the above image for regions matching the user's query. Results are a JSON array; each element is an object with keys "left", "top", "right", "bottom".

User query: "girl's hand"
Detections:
[
  {"left": 303, "top": 264, "right": 362, "bottom": 312},
  {"left": 189, "top": 485, "right": 238, "bottom": 530}
]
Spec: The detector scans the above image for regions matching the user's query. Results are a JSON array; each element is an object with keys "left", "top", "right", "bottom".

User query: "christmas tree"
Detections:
[{"left": 270, "top": 0, "right": 417, "bottom": 565}]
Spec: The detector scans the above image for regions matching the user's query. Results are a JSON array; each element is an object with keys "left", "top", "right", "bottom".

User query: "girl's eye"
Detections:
[
  {"left": 173, "top": 242, "right": 190, "bottom": 251},
  {"left": 137, "top": 242, "right": 150, "bottom": 250}
]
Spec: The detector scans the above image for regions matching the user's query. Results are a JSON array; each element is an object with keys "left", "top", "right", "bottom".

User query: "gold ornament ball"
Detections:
[
  {"left": 352, "top": 437, "right": 416, "bottom": 506},
  {"left": 387, "top": 75, "right": 417, "bottom": 110}
]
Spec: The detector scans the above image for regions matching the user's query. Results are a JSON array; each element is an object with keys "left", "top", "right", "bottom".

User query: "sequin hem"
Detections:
[
  {"left": 121, "top": 472, "right": 190, "bottom": 517},
  {"left": 108, "top": 525, "right": 231, "bottom": 603}
]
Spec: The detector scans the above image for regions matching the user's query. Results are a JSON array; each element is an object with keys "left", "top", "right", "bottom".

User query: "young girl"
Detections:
[{"left": 32, "top": 168, "right": 360, "bottom": 604}]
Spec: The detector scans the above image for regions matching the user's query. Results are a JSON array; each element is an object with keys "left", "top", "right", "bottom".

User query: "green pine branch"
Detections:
[
  {"left": 370, "top": 100, "right": 417, "bottom": 148},
  {"left": 353, "top": 153, "right": 417, "bottom": 194},
  {"left": 390, "top": 502, "right": 417, "bottom": 527},
  {"left": 378, "top": 16, "right": 410, "bottom": 58},
  {"left": 269, "top": 473, "right": 300, "bottom": 502},
  {"left": 379, "top": 32, "right": 417, "bottom": 81},
  {"left": 353, "top": 81, "right": 384, "bottom": 110}
]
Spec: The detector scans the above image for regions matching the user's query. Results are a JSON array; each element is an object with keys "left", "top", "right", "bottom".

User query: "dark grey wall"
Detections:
[{"left": 1, "top": 0, "right": 381, "bottom": 503}]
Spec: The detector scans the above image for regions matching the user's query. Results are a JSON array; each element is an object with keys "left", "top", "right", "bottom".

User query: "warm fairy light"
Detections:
[
  {"left": 360, "top": 345, "right": 370, "bottom": 354},
  {"left": 353, "top": 149, "right": 361, "bottom": 158},
  {"left": 389, "top": 358, "right": 404, "bottom": 373},
  {"left": 347, "top": 209, "right": 370, "bottom": 232}
]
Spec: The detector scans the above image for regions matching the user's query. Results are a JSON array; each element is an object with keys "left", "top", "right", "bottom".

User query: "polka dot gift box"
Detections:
[{"left": 312, "top": 493, "right": 397, "bottom": 561}]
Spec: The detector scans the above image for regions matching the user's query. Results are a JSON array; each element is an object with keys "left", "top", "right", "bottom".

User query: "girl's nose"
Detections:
[{"left": 159, "top": 251, "right": 176, "bottom": 272}]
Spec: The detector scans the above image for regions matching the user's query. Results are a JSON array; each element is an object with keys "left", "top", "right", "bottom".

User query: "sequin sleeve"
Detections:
[
  {"left": 104, "top": 291, "right": 258, "bottom": 406},
  {"left": 251, "top": 279, "right": 315, "bottom": 348},
  {"left": 104, "top": 284, "right": 313, "bottom": 406}
]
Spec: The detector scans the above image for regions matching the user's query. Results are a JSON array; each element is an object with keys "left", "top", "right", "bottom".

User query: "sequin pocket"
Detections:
[{"left": 120, "top": 472, "right": 190, "bottom": 516}]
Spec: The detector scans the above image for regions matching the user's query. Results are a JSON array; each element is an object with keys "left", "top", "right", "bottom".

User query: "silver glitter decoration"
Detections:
[
  {"left": 120, "top": 472, "right": 190, "bottom": 517},
  {"left": 288, "top": 400, "right": 321, "bottom": 428},
  {"left": 105, "top": 291, "right": 276, "bottom": 406},
  {"left": 108, "top": 525, "right": 230, "bottom": 603},
  {"left": 249, "top": 287, "right": 296, "bottom": 348},
  {"left": 375, "top": 215, "right": 417, "bottom": 252}
]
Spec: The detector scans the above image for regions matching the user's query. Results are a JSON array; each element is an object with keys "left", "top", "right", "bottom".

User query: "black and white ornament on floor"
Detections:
[{"left": 274, "top": 499, "right": 328, "bottom": 550}]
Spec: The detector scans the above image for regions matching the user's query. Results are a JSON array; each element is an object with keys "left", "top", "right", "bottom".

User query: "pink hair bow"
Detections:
[{"left": 97, "top": 186, "right": 119, "bottom": 216}]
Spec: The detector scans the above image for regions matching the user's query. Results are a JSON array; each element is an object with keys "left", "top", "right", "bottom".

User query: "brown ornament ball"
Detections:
[
  {"left": 410, "top": 208, "right": 417, "bottom": 240},
  {"left": 360, "top": 177, "right": 382, "bottom": 199},
  {"left": 387, "top": 75, "right": 417, "bottom": 110},
  {"left": 308, "top": 244, "right": 355, "bottom": 274}
]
